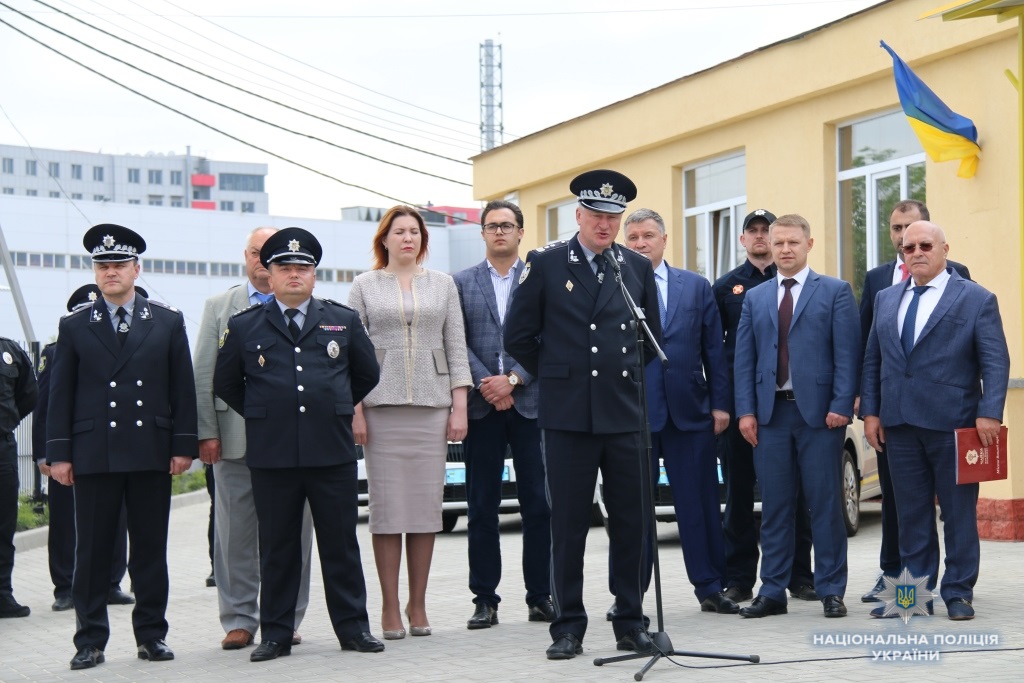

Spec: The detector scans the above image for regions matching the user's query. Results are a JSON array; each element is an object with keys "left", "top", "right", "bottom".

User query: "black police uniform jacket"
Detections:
[
  {"left": 213, "top": 297, "right": 380, "bottom": 468},
  {"left": 46, "top": 297, "right": 199, "bottom": 473},
  {"left": 504, "top": 235, "right": 661, "bottom": 434},
  {"left": 1, "top": 336, "right": 38, "bottom": 437}
]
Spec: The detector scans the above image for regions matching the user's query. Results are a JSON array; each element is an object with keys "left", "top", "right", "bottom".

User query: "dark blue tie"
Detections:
[
  {"left": 655, "top": 276, "right": 667, "bottom": 328},
  {"left": 900, "top": 285, "right": 929, "bottom": 357}
]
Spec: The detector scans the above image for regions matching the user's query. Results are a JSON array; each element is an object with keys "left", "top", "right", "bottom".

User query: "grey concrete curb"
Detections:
[{"left": 13, "top": 489, "right": 210, "bottom": 553}]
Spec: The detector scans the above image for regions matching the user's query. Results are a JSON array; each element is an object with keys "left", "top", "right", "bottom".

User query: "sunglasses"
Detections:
[{"left": 900, "top": 241, "right": 936, "bottom": 254}]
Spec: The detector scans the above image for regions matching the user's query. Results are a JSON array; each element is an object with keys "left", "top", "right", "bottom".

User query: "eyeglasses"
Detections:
[
  {"left": 483, "top": 222, "right": 518, "bottom": 234},
  {"left": 900, "top": 241, "right": 936, "bottom": 254}
]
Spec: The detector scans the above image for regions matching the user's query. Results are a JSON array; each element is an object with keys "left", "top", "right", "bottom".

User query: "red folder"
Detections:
[{"left": 954, "top": 426, "right": 1008, "bottom": 484}]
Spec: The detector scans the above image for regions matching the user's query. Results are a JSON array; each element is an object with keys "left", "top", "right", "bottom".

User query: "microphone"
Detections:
[{"left": 602, "top": 249, "right": 621, "bottom": 276}]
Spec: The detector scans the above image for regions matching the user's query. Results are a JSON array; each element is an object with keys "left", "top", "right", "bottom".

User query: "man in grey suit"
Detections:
[
  {"left": 193, "top": 227, "right": 313, "bottom": 650},
  {"left": 454, "top": 200, "right": 553, "bottom": 630},
  {"left": 862, "top": 220, "right": 1009, "bottom": 621}
]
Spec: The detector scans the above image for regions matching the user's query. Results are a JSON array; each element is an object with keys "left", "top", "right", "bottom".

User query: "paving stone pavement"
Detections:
[{"left": 4, "top": 495, "right": 1023, "bottom": 682}]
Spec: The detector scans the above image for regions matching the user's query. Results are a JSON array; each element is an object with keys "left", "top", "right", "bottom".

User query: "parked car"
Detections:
[
  {"left": 441, "top": 442, "right": 520, "bottom": 533},
  {"left": 595, "top": 422, "right": 880, "bottom": 536}
]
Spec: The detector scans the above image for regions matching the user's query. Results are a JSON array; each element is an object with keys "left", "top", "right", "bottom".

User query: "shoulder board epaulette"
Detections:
[
  {"left": 231, "top": 302, "right": 264, "bottom": 317},
  {"left": 533, "top": 239, "right": 567, "bottom": 254},
  {"left": 321, "top": 298, "right": 355, "bottom": 311},
  {"left": 148, "top": 300, "right": 181, "bottom": 313},
  {"left": 63, "top": 303, "right": 92, "bottom": 318}
]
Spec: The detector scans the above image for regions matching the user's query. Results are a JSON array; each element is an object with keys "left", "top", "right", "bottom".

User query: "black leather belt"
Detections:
[{"left": 776, "top": 390, "right": 796, "bottom": 401}]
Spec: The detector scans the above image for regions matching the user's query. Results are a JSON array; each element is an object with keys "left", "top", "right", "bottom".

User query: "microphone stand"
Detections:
[{"left": 593, "top": 250, "right": 759, "bottom": 680}]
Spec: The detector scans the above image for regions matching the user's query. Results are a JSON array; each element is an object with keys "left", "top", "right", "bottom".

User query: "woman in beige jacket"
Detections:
[{"left": 349, "top": 205, "right": 472, "bottom": 640}]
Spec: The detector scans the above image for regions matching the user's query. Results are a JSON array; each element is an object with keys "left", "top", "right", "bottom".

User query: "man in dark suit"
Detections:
[
  {"left": 734, "top": 214, "right": 860, "bottom": 619},
  {"left": 46, "top": 224, "right": 198, "bottom": 670},
  {"left": 33, "top": 286, "right": 141, "bottom": 613},
  {"left": 505, "top": 170, "right": 661, "bottom": 660},
  {"left": 215, "top": 227, "right": 383, "bottom": 661},
  {"left": 857, "top": 200, "right": 971, "bottom": 603},
  {"left": 0, "top": 335, "right": 37, "bottom": 619},
  {"left": 862, "top": 220, "right": 1008, "bottom": 621},
  {"left": 454, "top": 200, "right": 553, "bottom": 630},
  {"left": 712, "top": 209, "right": 817, "bottom": 605},
  {"left": 622, "top": 209, "right": 737, "bottom": 615}
]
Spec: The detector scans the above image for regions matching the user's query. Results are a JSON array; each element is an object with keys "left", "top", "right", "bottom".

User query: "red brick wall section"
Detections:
[{"left": 977, "top": 498, "right": 1024, "bottom": 540}]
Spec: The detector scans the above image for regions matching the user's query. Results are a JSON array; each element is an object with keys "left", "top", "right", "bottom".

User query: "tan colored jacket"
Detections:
[{"left": 348, "top": 269, "right": 472, "bottom": 408}]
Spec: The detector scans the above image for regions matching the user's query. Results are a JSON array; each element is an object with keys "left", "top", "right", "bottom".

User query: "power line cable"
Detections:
[
  {"left": 0, "top": 1, "right": 472, "bottom": 187},
  {"left": 0, "top": 13, "right": 425, "bottom": 207},
  {"left": 49, "top": 0, "right": 481, "bottom": 153},
  {"left": 30, "top": 0, "right": 473, "bottom": 165}
]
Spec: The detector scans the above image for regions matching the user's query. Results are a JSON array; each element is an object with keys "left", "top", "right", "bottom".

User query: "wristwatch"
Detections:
[{"left": 507, "top": 372, "right": 520, "bottom": 387}]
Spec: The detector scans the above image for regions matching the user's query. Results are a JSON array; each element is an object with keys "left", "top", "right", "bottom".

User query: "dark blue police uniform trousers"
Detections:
[
  {"left": 0, "top": 434, "right": 18, "bottom": 598},
  {"left": 659, "top": 424, "right": 727, "bottom": 602},
  {"left": 752, "top": 397, "right": 847, "bottom": 603},
  {"left": 874, "top": 443, "right": 903, "bottom": 576},
  {"left": 543, "top": 429, "right": 646, "bottom": 642},
  {"left": 885, "top": 426, "right": 979, "bottom": 603},
  {"left": 464, "top": 408, "right": 550, "bottom": 608},
  {"left": 73, "top": 471, "right": 172, "bottom": 649},
  {"left": 249, "top": 463, "right": 370, "bottom": 644},
  {"left": 48, "top": 478, "right": 128, "bottom": 599},
  {"left": 719, "top": 417, "right": 816, "bottom": 591}
]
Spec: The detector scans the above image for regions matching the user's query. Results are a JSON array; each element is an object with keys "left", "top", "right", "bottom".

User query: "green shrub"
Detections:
[
  {"left": 16, "top": 495, "right": 48, "bottom": 532},
  {"left": 171, "top": 468, "right": 209, "bottom": 496}
]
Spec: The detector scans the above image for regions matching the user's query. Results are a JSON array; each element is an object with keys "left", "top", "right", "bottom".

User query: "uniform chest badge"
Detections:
[
  {"left": 37, "top": 355, "right": 45, "bottom": 373},
  {"left": 327, "top": 340, "right": 340, "bottom": 358},
  {"left": 519, "top": 262, "right": 531, "bottom": 284},
  {"left": 565, "top": 280, "right": 573, "bottom": 292},
  {"left": 732, "top": 284, "right": 744, "bottom": 295},
  {"left": 258, "top": 354, "right": 265, "bottom": 367},
  {"left": 2, "top": 351, "right": 12, "bottom": 365},
  {"left": 218, "top": 328, "right": 229, "bottom": 349}
]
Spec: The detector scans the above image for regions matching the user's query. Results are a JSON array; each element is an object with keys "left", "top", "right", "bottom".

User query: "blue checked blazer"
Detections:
[{"left": 454, "top": 260, "right": 538, "bottom": 421}]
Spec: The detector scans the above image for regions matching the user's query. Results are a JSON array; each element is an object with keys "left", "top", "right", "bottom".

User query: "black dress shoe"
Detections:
[
  {"left": 52, "top": 596, "right": 74, "bottom": 612},
  {"left": 0, "top": 595, "right": 30, "bottom": 618},
  {"left": 341, "top": 632, "right": 385, "bottom": 653},
  {"left": 546, "top": 633, "right": 582, "bottom": 660},
  {"left": 605, "top": 601, "right": 618, "bottom": 621},
  {"left": 739, "top": 595, "right": 788, "bottom": 618},
  {"left": 700, "top": 591, "right": 740, "bottom": 614},
  {"left": 137, "top": 639, "right": 174, "bottom": 661},
  {"left": 70, "top": 645, "right": 105, "bottom": 670},
  {"left": 528, "top": 598, "right": 555, "bottom": 622},
  {"left": 723, "top": 586, "right": 753, "bottom": 603},
  {"left": 789, "top": 584, "right": 818, "bottom": 601},
  {"left": 861, "top": 575, "right": 889, "bottom": 602},
  {"left": 250, "top": 640, "right": 291, "bottom": 662},
  {"left": 616, "top": 627, "right": 655, "bottom": 654},
  {"left": 107, "top": 588, "right": 136, "bottom": 605},
  {"left": 467, "top": 602, "right": 498, "bottom": 629},
  {"left": 206, "top": 572, "right": 217, "bottom": 588},
  {"left": 822, "top": 595, "right": 847, "bottom": 618}
]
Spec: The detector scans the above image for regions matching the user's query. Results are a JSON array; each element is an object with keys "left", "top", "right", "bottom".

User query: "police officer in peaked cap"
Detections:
[
  {"left": 46, "top": 224, "right": 198, "bottom": 670},
  {"left": 214, "top": 227, "right": 384, "bottom": 661},
  {"left": 504, "top": 170, "right": 662, "bottom": 660}
]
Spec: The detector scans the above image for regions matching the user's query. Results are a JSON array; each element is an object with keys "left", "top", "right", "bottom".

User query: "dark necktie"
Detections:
[
  {"left": 115, "top": 307, "right": 129, "bottom": 347},
  {"left": 284, "top": 308, "right": 301, "bottom": 342},
  {"left": 776, "top": 278, "right": 797, "bottom": 388},
  {"left": 656, "top": 276, "right": 667, "bottom": 328},
  {"left": 901, "top": 285, "right": 929, "bottom": 357}
]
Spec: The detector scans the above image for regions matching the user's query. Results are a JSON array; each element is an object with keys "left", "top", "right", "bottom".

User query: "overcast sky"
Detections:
[{"left": 0, "top": 0, "right": 882, "bottom": 220}]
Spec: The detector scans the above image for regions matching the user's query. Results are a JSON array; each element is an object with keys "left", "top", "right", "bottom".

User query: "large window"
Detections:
[
  {"left": 128, "top": 168, "right": 140, "bottom": 183},
  {"left": 545, "top": 200, "right": 577, "bottom": 242},
  {"left": 837, "top": 111, "right": 925, "bottom": 302},
  {"left": 219, "top": 173, "right": 264, "bottom": 192},
  {"left": 683, "top": 153, "right": 746, "bottom": 281}
]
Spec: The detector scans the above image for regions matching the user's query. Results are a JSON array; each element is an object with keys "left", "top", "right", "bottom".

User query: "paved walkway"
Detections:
[{"left": 4, "top": 495, "right": 1023, "bottom": 682}]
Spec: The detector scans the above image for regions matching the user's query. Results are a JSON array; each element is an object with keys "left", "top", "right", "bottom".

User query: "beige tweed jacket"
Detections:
[{"left": 348, "top": 269, "right": 472, "bottom": 408}]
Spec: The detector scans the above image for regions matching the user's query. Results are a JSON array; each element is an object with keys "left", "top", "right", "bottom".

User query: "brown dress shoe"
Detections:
[{"left": 221, "top": 629, "right": 254, "bottom": 650}]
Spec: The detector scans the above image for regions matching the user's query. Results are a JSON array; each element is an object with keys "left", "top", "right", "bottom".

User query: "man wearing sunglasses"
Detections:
[
  {"left": 857, "top": 200, "right": 970, "bottom": 604},
  {"left": 861, "top": 220, "right": 1008, "bottom": 621}
]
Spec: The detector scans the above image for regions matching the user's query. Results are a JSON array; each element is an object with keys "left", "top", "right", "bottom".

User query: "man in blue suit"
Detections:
[
  {"left": 622, "top": 209, "right": 737, "bottom": 615},
  {"left": 454, "top": 200, "right": 553, "bottom": 630},
  {"left": 862, "top": 220, "right": 1008, "bottom": 621},
  {"left": 857, "top": 200, "right": 971, "bottom": 603},
  {"left": 734, "top": 214, "right": 860, "bottom": 619}
]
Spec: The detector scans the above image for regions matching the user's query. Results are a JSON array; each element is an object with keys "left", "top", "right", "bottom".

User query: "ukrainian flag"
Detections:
[{"left": 880, "top": 40, "right": 981, "bottom": 178}]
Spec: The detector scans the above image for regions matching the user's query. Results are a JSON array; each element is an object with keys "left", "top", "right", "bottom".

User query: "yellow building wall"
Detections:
[{"left": 473, "top": 0, "right": 1023, "bottom": 530}]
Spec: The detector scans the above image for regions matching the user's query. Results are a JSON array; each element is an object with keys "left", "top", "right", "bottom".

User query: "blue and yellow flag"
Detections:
[{"left": 880, "top": 40, "right": 980, "bottom": 178}]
